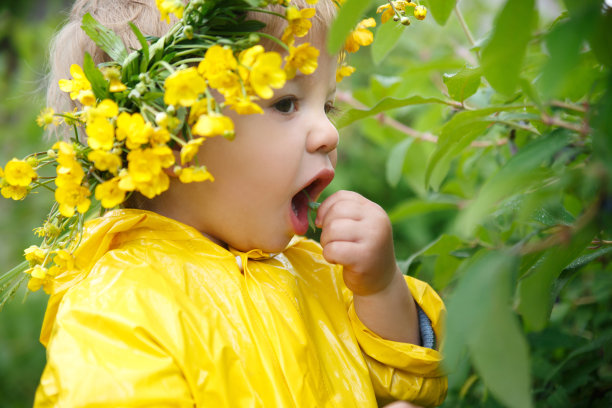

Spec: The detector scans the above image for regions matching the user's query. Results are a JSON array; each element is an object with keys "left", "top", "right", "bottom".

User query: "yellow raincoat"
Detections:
[{"left": 34, "top": 209, "right": 447, "bottom": 407}]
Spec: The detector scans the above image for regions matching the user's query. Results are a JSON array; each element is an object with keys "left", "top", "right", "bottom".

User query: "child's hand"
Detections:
[{"left": 315, "top": 190, "right": 400, "bottom": 296}]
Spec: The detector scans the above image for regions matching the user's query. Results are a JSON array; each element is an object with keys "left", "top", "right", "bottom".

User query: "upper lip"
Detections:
[{"left": 299, "top": 168, "right": 335, "bottom": 201}]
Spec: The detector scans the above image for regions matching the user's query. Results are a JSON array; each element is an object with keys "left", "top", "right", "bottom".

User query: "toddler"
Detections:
[{"left": 27, "top": 0, "right": 447, "bottom": 406}]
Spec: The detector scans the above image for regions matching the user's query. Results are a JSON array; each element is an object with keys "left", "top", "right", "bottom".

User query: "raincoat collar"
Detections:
[{"left": 40, "top": 208, "right": 296, "bottom": 345}]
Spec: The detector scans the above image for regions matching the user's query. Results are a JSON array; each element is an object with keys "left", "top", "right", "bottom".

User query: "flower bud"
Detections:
[
  {"left": 47, "top": 149, "right": 57, "bottom": 159},
  {"left": 135, "top": 82, "right": 147, "bottom": 94},
  {"left": 249, "top": 33, "right": 260, "bottom": 45},
  {"left": 393, "top": 15, "right": 400, "bottom": 22},
  {"left": 26, "top": 156, "right": 39, "bottom": 167},
  {"left": 129, "top": 89, "right": 141, "bottom": 100},
  {"left": 184, "top": 25, "right": 194, "bottom": 40},
  {"left": 139, "top": 73, "right": 150, "bottom": 84},
  {"left": 400, "top": 16, "right": 411, "bottom": 26},
  {"left": 166, "top": 105, "right": 176, "bottom": 115},
  {"left": 414, "top": 5, "right": 427, "bottom": 20}
]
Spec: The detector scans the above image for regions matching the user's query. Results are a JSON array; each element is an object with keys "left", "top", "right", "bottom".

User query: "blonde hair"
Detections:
[{"left": 47, "top": 0, "right": 180, "bottom": 115}]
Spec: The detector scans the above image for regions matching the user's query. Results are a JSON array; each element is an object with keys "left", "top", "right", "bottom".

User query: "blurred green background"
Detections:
[{"left": 1, "top": 0, "right": 611, "bottom": 407}]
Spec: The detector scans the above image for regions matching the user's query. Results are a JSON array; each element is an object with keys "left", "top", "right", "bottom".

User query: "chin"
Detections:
[{"left": 229, "top": 233, "right": 292, "bottom": 254}]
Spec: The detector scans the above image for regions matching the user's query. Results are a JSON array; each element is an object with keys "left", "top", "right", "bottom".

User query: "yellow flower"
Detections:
[
  {"left": 164, "top": 67, "right": 207, "bottom": 107},
  {"left": 24, "top": 245, "right": 47, "bottom": 265},
  {"left": 53, "top": 141, "right": 76, "bottom": 158},
  {"left": 281, "top": 6, "right": 316, "bottom": 44},
  {"left": 180, "top": 137, "right": 205, "bottom": 165},
  {"left": 53, "top": 249, "right": 75, "bottom": 270},
  {"left": 95, "top": 178, "right": 126, "bottom": 208},
  {"left": 238, "top": 45, "right": 265, "bottom": 84},
  {"left": 0, "top": 185, "right": 28, "bottom": 200},
  {"left": 414, "top": 5, "right": 427, "bottom": 20},
  {"left": 36, "top": 107, "right": 59, "bottom": 129},
  {"left": 150, "top": 126, "right": 171, "bottom": 145},
  {"left": 193, "top": 113, "right": 235, "bottom": 139},
  {"left": 102, "top": 66, "right": 127, "bottom": 92},
  {"left": 198, "top": 45, "right": 238, "bottom": 84},
  {"left": 336, "top": 64, "right": 355, "bottom": 82},
  {"left": 345, "top": 18, "right": 376, "bottom": 53},
  {"left": 86, "top": 116, "right": 115, "bottom": 151},
  {"left": 188, "top": 98, "right": 211, "bottom": 125},
  {"left": 285, "top": 43, "right": 319, "bottom": 79},
  {"left": 137, "top": 172, "right": 170, "bottom": 199},
  {"left": 116, "top": 112, "right": 153, "bottom": 149},
  {"left": 55, "top": 159, "right": 85, "bottom": 188},
  {"left": 4, "top": 158, "right": 37, "bottom": 187},
  {"left": 151, "top": 145, "right": 175, "bottom": 168},
  {"left": 306, "top": 0, "right": 318, "bottom": 4},
  {"left": 26, "top": 265, "right": 54, "bottom": 293},
  {"left": 87, "top": 99, "right": 119, "bottom": 121},
  {"left": 176, "top": 166, "right": 214, "bottom": 183},
  {"left": 377, "top": 1, "right": 413, "bottom": 24},
  {"left": 156, "top": 0, "right": 184, "bottom": 23},
  {"left": 249, "top": 52, "right": 286, "bottom": 99},
  {"left": 126, "top": 149, "right": 161, "bottom": 183},
  {"left": 226, "top": 94, "right": 264, "bottom": 115},
  {"left": 78, "top": 90, "right": 97, "bottom": 106},
  {"left": 88, "top": 150, "right": 122, "bottom": 175},
  {"left": 55, "top": 183, "right": 91, "bottom": 217},
  {"left": 58, "top": 64, "right": 92, "bottom": 100}
]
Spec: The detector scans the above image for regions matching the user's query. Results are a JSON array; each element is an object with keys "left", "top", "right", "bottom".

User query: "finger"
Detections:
[
  {"left": 316, "top": 190, "right": 367, "bottom": 226},
  {"left": 319, "top": 217, "right": 362, "bottom": 247},
  {"left": 321, "top": 240, "right": 360, "bottom": 267}
]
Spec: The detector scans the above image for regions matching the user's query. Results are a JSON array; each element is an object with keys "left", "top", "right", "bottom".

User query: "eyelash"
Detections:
[{"left": 272, "top": 96, "right": 341, "bottom": 118}]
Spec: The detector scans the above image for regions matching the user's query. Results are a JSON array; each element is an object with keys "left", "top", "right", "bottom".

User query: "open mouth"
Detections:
[{"left": 290, "top": 169, "right": 334, "bottom": 235}]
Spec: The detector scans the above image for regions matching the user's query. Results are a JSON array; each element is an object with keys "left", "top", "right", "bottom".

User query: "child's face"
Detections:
[{"left": 172, "top": 50, "right": 339, "bottom": 252}]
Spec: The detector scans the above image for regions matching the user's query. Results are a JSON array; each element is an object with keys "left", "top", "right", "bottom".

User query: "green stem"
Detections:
[{"left": 454, "top": 4, "right": 476, "bottom": 48}]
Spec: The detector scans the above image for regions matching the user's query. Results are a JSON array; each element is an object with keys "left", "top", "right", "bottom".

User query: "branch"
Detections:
[{"left": 336, "top": 91, "right": 508, "bottom": 148}]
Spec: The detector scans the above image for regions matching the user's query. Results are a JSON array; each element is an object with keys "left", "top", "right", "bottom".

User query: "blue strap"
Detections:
[{"left": 417, "top": 304, "right": 436, "bottom": 349}]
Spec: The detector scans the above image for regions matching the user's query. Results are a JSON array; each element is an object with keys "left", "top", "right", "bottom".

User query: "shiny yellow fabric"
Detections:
[{"left": 34, "top": 209, "right": 447, "bottom": 407}]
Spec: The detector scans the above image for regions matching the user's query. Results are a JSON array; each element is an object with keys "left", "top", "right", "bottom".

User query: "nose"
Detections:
[{"left": 307, "top": 114, "right": 339, "bottom": 155}]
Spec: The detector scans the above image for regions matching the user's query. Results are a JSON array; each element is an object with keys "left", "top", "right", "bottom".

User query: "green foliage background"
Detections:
[{"left": 1, "top": 0, "right": 611, "bottom": 407}]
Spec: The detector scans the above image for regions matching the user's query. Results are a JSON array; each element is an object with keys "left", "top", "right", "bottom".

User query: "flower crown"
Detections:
[{"left": 0, "top": 0, "right": 427, "bottom": 306}]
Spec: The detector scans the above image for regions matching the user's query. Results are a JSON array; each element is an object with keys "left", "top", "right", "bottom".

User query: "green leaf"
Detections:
[
  {"left": 129, "top": 23, "right": 149, "bottom": 73},
  {"left": 388, "top": 198, "right": 457, "bottom": 223},
  {"left": 425, "top": 106, "right": 519, "bottom": 190},
  {"left": 455, "top": 129, "right": 573, "bottom": 234},
  {"left": 336, "top": 96, "right": 453, "bottom": 129},
  {"left": 386, "top": 138, "right": 413, "bottom": 187},
  {"left": 82, "top": 53, "right": 109, "bottom": 100},
  {"left": 445, "top": 250, "right": 533, "bottom": 408},
  {"left": 468, "top": 288, "right": 533, "bottom": 408},
  {"left": 371, "top": 20, "right": 405, "bottom": 65},
  {"left": 443, "top": 66, "right": 481, "bottom": 102},
  {"left": 398, "top": 234, "right": 463, "bottom": 274},
  {"left": 481, "top": 0, "right": 536, "bottom": 95},
  {"left": 327, "top": 0, "right": 371, "bottom": 54},
  {"left": 421, "top": 0, "right": 457, "bottom": 26},
  {"left": 517, "top": 225, "right": 596, "bottom": 331},
  {"left": 81, "top": 13, "right": 128, "bottom": 63}
]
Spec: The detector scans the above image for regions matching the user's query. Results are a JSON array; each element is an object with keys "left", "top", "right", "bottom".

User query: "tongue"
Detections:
[{"left": 290, "top": 191, "right": 309, "bottom": 235}]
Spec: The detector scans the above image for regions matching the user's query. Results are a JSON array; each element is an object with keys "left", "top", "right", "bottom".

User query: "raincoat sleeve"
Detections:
[
  {"left": 34, "top": 260, "right": 196, "bottom": 407},
  {"left": 347, "top": 275, "right": 448, "bottom": 407}
]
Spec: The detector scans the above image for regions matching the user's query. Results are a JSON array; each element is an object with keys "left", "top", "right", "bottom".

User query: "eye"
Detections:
[{"left": 273, "top": 97, "right": 297, "bottom": 114}]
